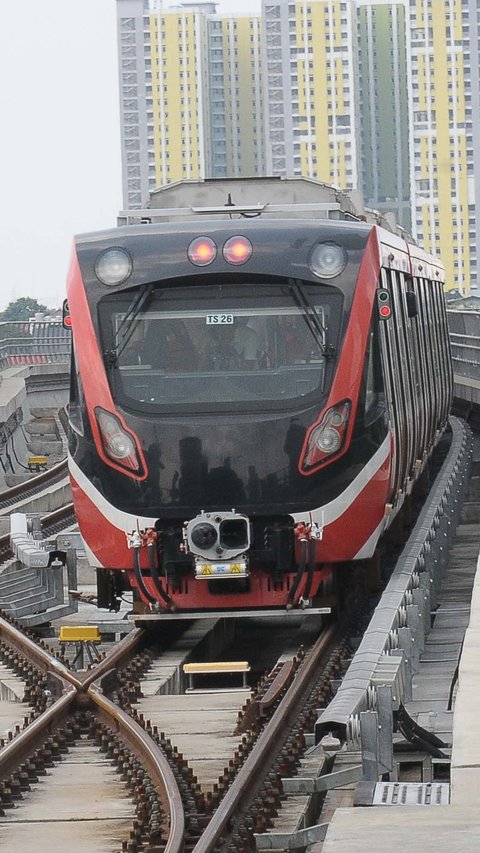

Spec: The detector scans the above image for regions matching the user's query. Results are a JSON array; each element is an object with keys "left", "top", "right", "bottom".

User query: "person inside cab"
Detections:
[{"left": 233, "top": 316, "right": 262, "bottom": 370}]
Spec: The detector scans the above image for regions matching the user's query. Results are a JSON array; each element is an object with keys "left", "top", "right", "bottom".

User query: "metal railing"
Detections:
[
  {"left": 447, "top": 310, "right": 480, "bottom": 383},
  {"left": 0, "top": 314, "right": 477, "bottom": 391}
]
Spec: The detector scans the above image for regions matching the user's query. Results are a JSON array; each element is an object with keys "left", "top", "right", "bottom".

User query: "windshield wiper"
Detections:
[
  {"left": 289, "top": 280, "right": 336, "bottom": 360},
  {"left": 105, "top": 282, "right": 155, "bottom": 366}
]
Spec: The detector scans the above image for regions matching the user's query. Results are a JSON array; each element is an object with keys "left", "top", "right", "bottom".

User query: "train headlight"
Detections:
[
  {"left": 95, "top": 409, "right": 141, "bottom": 472},
  {"left": 95, "top": 248, "right": 133, "bottom": 285},
  {"left": 315, "top": 426, "right": 341, "bottom": 454},
  {"left": 300, "top": 401, "right": 351, "bottom": 473},
  {"left": 309, "top": 242, "right": 347, "bottom": 279},
  {"left": 107, "top": 432, "right": 137, "bottom": 459}
]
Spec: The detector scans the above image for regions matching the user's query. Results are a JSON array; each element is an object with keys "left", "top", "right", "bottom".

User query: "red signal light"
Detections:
[
  {"left": 62, "top": 298, "right": 72, "bottom": 330},
  {"left": 377, "top": 289, "right": 392, "bottom": 320},
  {"left": 223, "top": 236, "right": 252, "bottom": 265},
  {"left": 188, "top": 237, "right": 217, "bottom": 266}
]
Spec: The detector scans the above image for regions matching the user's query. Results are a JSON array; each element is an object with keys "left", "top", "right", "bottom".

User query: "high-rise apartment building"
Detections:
[
  {"left": 262, "top": 0, "right": 358, "bottom": 189},
  {"left": 408, "top": 0, "right": 474, "bottom": 292},
  {"left": 208, "top": 15, "right": 264, "bottom": 177},
  {"left": 116, "top": 0, "right": 264, "bottom": 208},
  {"left": 116, "top": 0, "right": 478, "bottom": 292},
  {"left": 261, "top": 0, "right": 478, "bottom": 291},
  {"left": 356, "top": 1, "right": 410, "bottom": 231},
  {"left": 469, "top": 0, "right": 480, "bottom": 291}
]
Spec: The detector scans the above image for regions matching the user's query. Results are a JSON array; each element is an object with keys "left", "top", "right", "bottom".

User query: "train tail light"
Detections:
[
  {"left": 95, "top": 408, "right": 141, "bottom": 472},
  {"left": 300, "top": 401, "right": 351, "bottom": 473}
]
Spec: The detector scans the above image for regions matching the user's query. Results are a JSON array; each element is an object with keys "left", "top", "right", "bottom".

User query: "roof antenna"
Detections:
[{"left": 225, "top": 193, "right": 235, "bottom": 207}]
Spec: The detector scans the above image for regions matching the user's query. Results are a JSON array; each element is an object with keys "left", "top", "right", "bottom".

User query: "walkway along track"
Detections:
[{"left": 0, "top": 416, "right": 472, "bottom": 852}]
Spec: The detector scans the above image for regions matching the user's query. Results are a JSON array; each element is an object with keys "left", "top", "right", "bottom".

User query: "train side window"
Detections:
[
  {"left": 439, "top": 283, "right": 453, "bottom": 419},
  {"left": 364, "top": 328, "right": 385, "bottom": 424},
  {"left": 431, "top": 281, "right": 452, "bottom": 426},
  {"left": 416, "top": 277, "right": 436, "bottom": 448},
  {"left": 425, "top": 279, "right": 442, "bottom": 432},
  {"left": 68, "top": 345, "right": 85, "bottom": 436},
  {"left": 390, "top": 270, "right": 416, "bottom": 484},
  {"left": 407, "top": 279, "right": 428, "bottom": 456},
  {"left": 406, "top": 291, "right": 418, "bottom": 318},
  {"left": 400, "top": 275, "right": 422, "bottom": 471},
  {"left": 379, "top": 268, "right": 407, "bottom": 499}
]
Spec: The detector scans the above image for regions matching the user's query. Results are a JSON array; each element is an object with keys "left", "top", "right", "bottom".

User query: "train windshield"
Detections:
[{"left": 99, "top": 279, "right": 342, "bottom": 411}]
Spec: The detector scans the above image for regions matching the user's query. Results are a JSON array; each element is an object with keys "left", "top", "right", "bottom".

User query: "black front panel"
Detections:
[
  {"left": 70, "top": 397, "right": 388, "bottom": 518},
  {"left": 70, "top": 219, "right": 387, "bottom": 517}
]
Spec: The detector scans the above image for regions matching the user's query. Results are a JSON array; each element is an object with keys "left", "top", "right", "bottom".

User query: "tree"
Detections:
[{"left": 0, "top": 297, "right": 48, "bottom": 321}]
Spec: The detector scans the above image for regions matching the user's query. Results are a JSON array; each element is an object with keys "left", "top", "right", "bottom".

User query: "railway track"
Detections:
[
  {"left": 0, "top": 459, "right": 68, "bottom": 512},
  {"left": 0, "top": 609, "right": 351, "bottom": 852},
  {"left": 0, "top": 416, "right": 473, "bottom": 851}
]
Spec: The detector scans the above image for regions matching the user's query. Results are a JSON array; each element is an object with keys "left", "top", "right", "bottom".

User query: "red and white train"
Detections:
[{"left": 65, "top": 193, "right": 452, "bottom": 617}]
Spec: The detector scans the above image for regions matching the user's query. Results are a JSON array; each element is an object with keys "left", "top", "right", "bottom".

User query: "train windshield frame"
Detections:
[{"left": 98, "top": 277, "right": 343, "bottom": 414}]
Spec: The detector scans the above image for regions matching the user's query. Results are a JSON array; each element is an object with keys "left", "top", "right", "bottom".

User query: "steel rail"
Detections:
[
  {"left": 0, "top": 683, "right": 77, "bottom": 781},
  {"left": 89, "top": 684, "right": 185, "bottom": 853},
  {"left": 40, "top": 503, "right": 76, "bottom": 536},
  {"left": 81, "top": 627, "right": 146, "bottom": 689},
  {"left": 0, "top": 459, "right": 68, "bottom": 508},
  {"left": 192, "top": 622, "right": 337, "bottom": 853},
  {"left": 237, "top": 660, "right": 296, "bottom": 733},
  {"left": 0, "top": 617, "right": 185, "bottom": 850},
  {"left": 257, "top": 660, "right": 296, "bottom": 713},
  {"left": 0, "top": 614, "right": 82, "bottom": 688}
]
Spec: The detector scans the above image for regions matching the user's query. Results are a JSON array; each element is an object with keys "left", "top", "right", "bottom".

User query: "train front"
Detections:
[{"left": 66, "top": 218, "right": 390, "bottom": 614}]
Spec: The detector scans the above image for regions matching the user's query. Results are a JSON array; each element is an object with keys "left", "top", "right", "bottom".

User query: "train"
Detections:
[{"left": 65, "top": 179, "right": 453, "bottom": 617}]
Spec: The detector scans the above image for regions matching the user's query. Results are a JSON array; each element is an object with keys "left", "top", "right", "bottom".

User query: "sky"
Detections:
[{"left": 0, "top": 0, "right": 260, "bottom": 313}]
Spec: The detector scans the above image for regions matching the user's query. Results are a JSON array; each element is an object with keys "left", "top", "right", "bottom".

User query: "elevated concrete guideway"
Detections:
[{"left": 318, "top": 550, "right": 480, "bottom": 852}]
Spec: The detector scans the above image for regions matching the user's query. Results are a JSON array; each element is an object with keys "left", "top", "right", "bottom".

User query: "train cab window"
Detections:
[
  {"left": 68, "top": 344, "right": 85, "bottom": 435},
  {"left": 98, "top": 279, "right": 343, "bottom": 412}
]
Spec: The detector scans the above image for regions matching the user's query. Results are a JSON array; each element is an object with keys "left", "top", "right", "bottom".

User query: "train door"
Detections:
[
  {"left": 408, "top": 277, "right": 430, "bottom": 460},
  {"left": 378, "top": 268, "right": 410, "bottom": 504},
  {"left": 394, "top": 271, "right": 420, "bottom": 482},
  {"left": 431, "top": 280, "right": 453, "bottom": 427},
  {"left": 415, "top": 277, "right": 437, "bottom": 451},
  {"left": 405, "top": 277, "right": 427, "bottom": 462}
]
